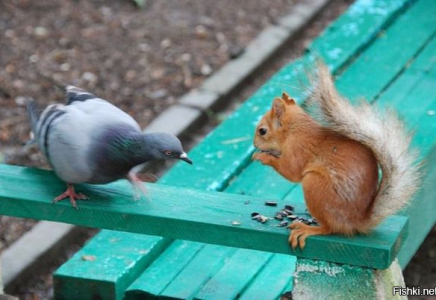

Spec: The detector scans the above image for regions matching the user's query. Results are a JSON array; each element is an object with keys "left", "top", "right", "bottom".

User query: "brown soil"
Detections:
[
  {"left": 0, "top": 0, "right": 297, "bottom": 255},
  {"left": 0, "top": 0, "right": 297, "bottom": 149}
]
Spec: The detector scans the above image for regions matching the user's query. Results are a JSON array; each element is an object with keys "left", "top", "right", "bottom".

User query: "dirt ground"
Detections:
[
  {"left": 0, "top": 0, "right": 434, "bottom": 299},
  {"left": 0, "top": 0, "right": 298, "bottom": 251}
]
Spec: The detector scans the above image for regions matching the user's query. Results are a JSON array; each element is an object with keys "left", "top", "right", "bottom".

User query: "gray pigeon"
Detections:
[{"left": 27, "top": 84, "right": 192, "bottom": 209}]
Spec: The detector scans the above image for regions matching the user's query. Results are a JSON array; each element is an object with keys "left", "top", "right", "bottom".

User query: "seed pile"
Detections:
[{"left": 251, "top": 202, "right": 318, "bottom": 228}]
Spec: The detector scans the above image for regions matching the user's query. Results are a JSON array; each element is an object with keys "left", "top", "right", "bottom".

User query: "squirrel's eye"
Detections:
[
  {"left": 164, "top": 151, "right": 172, "bottom": 156},
  {"left": 259, "top": 128, "right": 267, "bottom": 136}
]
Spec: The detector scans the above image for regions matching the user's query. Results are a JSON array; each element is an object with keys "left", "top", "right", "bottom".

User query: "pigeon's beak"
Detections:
[{"left": 180, "top": 152, "right": 193, "bottom": 165}]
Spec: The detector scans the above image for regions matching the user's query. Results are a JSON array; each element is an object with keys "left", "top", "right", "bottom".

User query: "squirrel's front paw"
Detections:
[{"left": 252, "top": 152, "right": 275, "bottom": 165}]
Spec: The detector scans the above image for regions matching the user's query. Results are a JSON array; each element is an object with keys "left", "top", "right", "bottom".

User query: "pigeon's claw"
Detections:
[
  {"left": 52, "top": 184, "right": 88, "bottom": 210},
  {"left": 128, "top": 172, "right": 149, "bottom": 201}
]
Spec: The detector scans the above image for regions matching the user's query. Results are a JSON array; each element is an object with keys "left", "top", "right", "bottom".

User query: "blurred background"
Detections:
[{"left": 0, "top": 0, "right": 434, "bottom": 299}]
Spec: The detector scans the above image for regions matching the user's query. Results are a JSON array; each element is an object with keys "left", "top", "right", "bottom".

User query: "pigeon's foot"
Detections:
[
  {"left": 52, "top": 184, "right": 88, "bottom": 210},
  {"left": 128, "top": 172, "right": 149, "bottom": 201}
]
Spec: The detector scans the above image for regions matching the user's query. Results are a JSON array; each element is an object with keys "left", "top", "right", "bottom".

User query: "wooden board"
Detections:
[
  {"left": 126, "top": 241, "right": 205, "bottom": 300},
  {"left": 0, "top": 164, "right": 407, "bottom": 269},
  {"left": 53, "top": 231, "right": 170, "bottom": 300},
  {"left": 53, "top": 0, "right": 419, "bottom": 298},
  {"left": 335, "top": 0, "right": 436, "bottom": 102},
  {"left": 193, "top": 249, "right": 272, "bottom": 300},
  {"left": 159, "top": 245, "right": 237, "bottom": 300},
  {"left": 374, "top": 36, "right": 436, "bottom": 267}
]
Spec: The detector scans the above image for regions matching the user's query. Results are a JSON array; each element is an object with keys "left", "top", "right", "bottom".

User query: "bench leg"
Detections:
[{"left": 291, "top": 259, "right": 406, "bottom": 300}]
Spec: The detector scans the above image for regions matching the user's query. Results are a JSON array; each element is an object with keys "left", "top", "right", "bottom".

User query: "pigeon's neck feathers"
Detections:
[{"left": 106, "top": 131, "right": 154, "bottom": 165}]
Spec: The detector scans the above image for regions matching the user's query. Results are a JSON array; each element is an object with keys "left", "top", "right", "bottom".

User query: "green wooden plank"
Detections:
[
  {"left": 193, "top": 249, "right": 272, "bottom": 300},
  {"left": 396, "top": 69, "right": 436, "bottom": 154},
  {"left": 126, "top": 165, "right": 299, "bottom": 300},
  {"left": 0, "top": 164, "right": 407, "bottom": 269},
  {"left": 55, "top": 0, "right": 415, "bottom": 298},
  {"left": 159, "top": 245, "right": 236, "bottom": 300},
  {"left": 375, "top": 35, "right": 436, "bottom": 104},
  {"left": 310, "top": 0, "right": 413, "bottom": 68},
  {"left": 160, "top": 0, "right": 414, "bottom": 191},
  {"left": 373, "top": 49, "right": 436, "bottom": 267},
  {"left": 125, "top": 241, "right": 205, "bottom": 300},
  {"left": 336, "top": 0, "right": 436, "bottom": 101},
  {"left": 238, "top": 254, "right": 296, "bottom": 300},
  {"left": 225, "top": 162, "right": 296, "bottom": 197},
  {"left": 53, "top": 231, "right": 170, "bottom": 300},
  {"left": 127, "top": 243, "right": 237, "bottom": 299}
]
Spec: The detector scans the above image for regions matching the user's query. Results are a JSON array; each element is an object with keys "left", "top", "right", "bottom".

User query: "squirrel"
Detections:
[{"left": 252, "top": 62, "right": 421, "bottom": 249}]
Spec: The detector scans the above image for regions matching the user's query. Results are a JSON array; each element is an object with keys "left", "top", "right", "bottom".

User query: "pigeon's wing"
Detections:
[
  {"left": 30, "top": 102, "right": 67, "bottom": 161},
  {"left": 65, "top": 85, "right": 99, "bottom": 105},
  {"left": 46, "top": 96, "right": 141, "bottom": 184}
]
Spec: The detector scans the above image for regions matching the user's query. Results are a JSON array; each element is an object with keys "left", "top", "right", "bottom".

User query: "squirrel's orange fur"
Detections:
[{"left": 253, "top": 63, "right": 421, "bottom": 249}]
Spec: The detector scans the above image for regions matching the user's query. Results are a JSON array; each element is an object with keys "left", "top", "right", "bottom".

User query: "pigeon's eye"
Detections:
[
  {"left": 164, "top": 151, "right": 172, "bottom": 156},
  {"left": 258, "top": 128, "right": 267, "bottom": 136}
]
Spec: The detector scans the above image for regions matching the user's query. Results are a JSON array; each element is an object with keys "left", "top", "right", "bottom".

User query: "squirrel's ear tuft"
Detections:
[
  {"left": 282, "top": 92, "right": 295, "bottom": 105},
  {"left": 272, "top": 98, "right": 286, "bottom": 126}
]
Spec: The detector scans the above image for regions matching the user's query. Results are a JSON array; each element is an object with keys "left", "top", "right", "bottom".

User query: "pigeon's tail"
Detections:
[
  {"left": 36, "top": 70, "right": 67, "bottom": 91},
  {"left": 26, "top": 98, "right": 41, "bottom": 135},
  {"left": 36, "top": 70, "right": 96, "bottom": 105}
]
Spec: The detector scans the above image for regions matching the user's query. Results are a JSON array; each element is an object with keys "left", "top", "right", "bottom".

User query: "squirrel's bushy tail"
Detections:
[{"left": 307, "top": 62, "right": 421, "bottom": 226}]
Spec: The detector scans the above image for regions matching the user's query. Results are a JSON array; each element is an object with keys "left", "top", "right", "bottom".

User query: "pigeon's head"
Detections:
[{"left": 145, "top": 132, "right": 193, "bottom": 164}]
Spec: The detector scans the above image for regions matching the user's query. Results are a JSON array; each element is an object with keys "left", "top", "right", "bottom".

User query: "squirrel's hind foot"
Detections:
[{"left": 288, "top": 222, "right": 331, "bottom": 250}]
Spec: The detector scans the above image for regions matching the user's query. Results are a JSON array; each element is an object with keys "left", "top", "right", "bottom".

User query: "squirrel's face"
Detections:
[{"left": 253, "top": 93, "right": 296, "bottom": 157}]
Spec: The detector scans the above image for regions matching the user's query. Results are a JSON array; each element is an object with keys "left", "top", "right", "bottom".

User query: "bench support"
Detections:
[{"left": 292, "top": 259, "right": 406, "bottom": 300}]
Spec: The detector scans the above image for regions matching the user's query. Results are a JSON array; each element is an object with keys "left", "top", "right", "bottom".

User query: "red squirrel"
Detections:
[{"left": 253, "top": 63, "right": 421, "bottom": 249}]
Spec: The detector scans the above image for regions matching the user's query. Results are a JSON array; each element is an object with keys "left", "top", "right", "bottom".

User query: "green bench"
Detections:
[{"left": 1, "top": 0, "right": 436, "bottom": 298}]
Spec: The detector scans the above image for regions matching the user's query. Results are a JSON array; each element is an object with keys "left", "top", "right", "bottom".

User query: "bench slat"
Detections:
[
  {"left": 193, "top": 249, "right": 273, "bottom": 300},
  {"left": 238, "top": 254, "right": 296, "bottom": 300},
  {"left": 0, "top": 165, "right": 407, "bottom": 269},
  {"left": 159, "top": 245, "right": 236, "bottom": 300},
  {"left": 125, "top": 240, "right": 205, "bottom": 299},
  {"left": 374, "top": 36, "right": 436, "bottom": 267},
  {"left": 53, "top": 231, "right": 170, "bottom": 300},
  {"left": 336, "top": 0, "right": 436, "bottom": 102}
]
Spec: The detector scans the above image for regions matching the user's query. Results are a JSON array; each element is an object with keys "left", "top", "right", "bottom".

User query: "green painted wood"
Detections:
[
  {"left": 160, "top": 0, "right": 414, "bottom": 191},
  {"left": 377, "top": 35, "right": 436, "bottom": 104},
  {"left": 125, "top": 165, "right": 299, "bottom": 300},
  {"left": 127, "top": 243, "right": 234, "bottom": 300},
  {"left": 53, "top": 231, "right": 170, "bottom": 300},
  {"left": 55, "top": 0, "right": 417, "bottom": 298},
  {"left": 238, "top": 254, "right": 296, "bottom": 300},
  {"left": 225, "top": 162, "right": 295, "bottom": 198},
  {"left": 0, "top": 164, "right": 407, "bottom": 269},
  {"left": 372, "top": 42, "right": 436, "bottom": 267},
  {"left": 310, "top": 0, "right": 413, "bottom": 69},
  {"left": 126, "top": 241, "right": 205, "bottom": 300},
  {"left": 335, "top": 0, "right": 436, "bottom": 102},
  {"left": 193, "top": 249, "right": 272, "bottom": 300},
  {"left": 159, "top": 245, "right": 236, "bottom": 300}
]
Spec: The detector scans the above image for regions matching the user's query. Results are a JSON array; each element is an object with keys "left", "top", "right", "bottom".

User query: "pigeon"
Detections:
[{"left": 26, "top": 83, "right": 192, "bottom": 209}]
